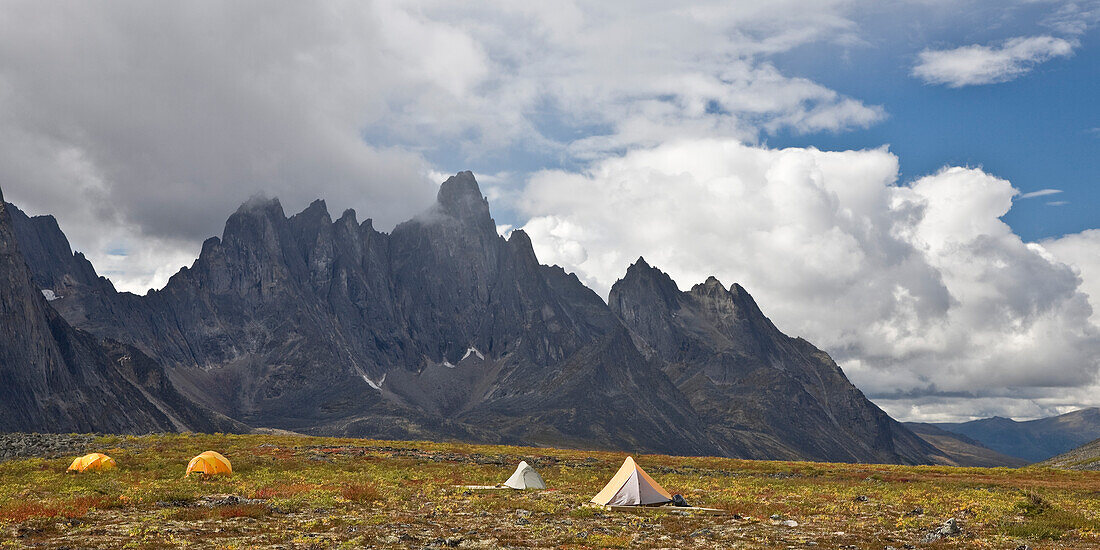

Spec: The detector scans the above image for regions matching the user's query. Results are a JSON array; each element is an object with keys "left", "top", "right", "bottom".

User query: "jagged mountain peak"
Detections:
[
  {"left": 289, "top": 199, "right": 334, "bottom": 241},
  {"left": 691, "top": 275, "right": 726, "bottom": 296},
  {"left": 616, "top": 257, "right": 682, "bottom": 314},
  {"left": 235, "top": 194, "right": 284, "bottom": 216},
  {"left": 199, "top": 236, "right": 221, "bottom": 255},
  {"left": 297, "top": 198, "right": 331, "bottom": 219},
  {"left": 616, "top": 261, "right": 763, "bottom": 321},
  {"left": 506, "top": 228, "right": 536, "bottom": 256},
  {"left": 4, "top": 200, "right": 111, "bottom": 295},
  {"left": 339, "top": 208, "right": 358, "bottom": 226},
  {"left": 685, "top": 274, "right": 771, "bottom": 325},
  {"left": 610, "top": 257, "right": 938, "bottom": 463},
  {"left": 5, "top": 202, "right": 59, "bottom": 230},
  {"left": 436, "top": 171, "right": 490, "bottom": 221},
  {"left": 507, "top": 227, "right": 532, "bottom": 245},
  {"left": 617, "top": 257, "right": 680, "bottom": 297}
]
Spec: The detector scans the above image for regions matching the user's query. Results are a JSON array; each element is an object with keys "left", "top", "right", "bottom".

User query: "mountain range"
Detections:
[
  {"left": 0, "top": 186, "right": 241, "bottom": 434},
  {"left": 901, "top": 423, "right": 1028, "bottom": 467},
  {"left": 915, "top": 407, "right": 1100, "bottom": 463},
  {"left": 1, "top": 171, "right": 1010, "bottom": 465}
]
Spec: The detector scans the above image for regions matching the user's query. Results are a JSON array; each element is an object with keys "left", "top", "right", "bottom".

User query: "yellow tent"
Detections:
[
  {"left": 185, "top": 450, "right": 232, "bottom": 476},
  {"left": 67, "top": 453, "right": 116, "bottom": 473},
  {"left": 590, "top": 456, "right": 672, "bottom": 506}
]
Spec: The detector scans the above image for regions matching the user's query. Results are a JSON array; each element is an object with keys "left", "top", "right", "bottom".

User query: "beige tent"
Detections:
[
  {"left": 502, "top": 461, "right": 546, "bottom": 490},
  {"left": 590, "top": 456, "right": 672, "bottom": 506}
]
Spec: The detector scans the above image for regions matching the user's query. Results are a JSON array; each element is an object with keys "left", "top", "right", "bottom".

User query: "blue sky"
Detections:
[{"left": 767, "top": 10, "right": 1099, "bottom": 242}]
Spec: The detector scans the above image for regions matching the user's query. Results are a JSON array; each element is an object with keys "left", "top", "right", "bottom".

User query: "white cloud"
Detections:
[
  {"left": 912, "top": 35, "right": 1076, "bottom": 87},
  {"left": 1041, "top": 0, "right": 1100, "bottom": 35},
  {"left": 0, "top": 1, "right": 892, "bottom": 292},
  {"left": 877, "top": 392, "right": 1100, "bottom": 423},
  {"left": 1018, "top": 188, "right": 1062, "bottom": 199},
  {"left": 0, "top": 1, "right": 445, "bottom": 291},
  {"left": 1043, "top": 229, "right": 1100, "bottom": 325},
  {"left": 519, "top": 139, "right": 1100, "bottom": 421}
]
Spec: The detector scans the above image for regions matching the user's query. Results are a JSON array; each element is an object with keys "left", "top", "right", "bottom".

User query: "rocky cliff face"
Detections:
[
  {"left": 8, "top": 173, "right": 702, "bottom": 453},
  {"left": 8, "top": 172, "right": 941, "bottom": 464},
  {"left": 609, "top": 258, "right": 941, "bottom": 464},
  {"left": 0, "top": 187, "right": 240, "bottom": 434}
]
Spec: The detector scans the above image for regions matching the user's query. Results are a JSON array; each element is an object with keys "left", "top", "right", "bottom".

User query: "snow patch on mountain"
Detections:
[
  {"left": 362, "top": 374, "right": 386, "bottom": 391},
  {"left": 461, "top": 347, "right": 485, "bottom": 361}
]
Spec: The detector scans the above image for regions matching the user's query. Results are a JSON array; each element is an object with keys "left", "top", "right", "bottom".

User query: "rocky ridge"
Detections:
[
  {"left": 0, "top": 185, "right": 242, "bottom": 434},
  {"left": 1038, "top": 437, "right": 1100, "bottom": 471},
  {"left": 9, "top": 172, "right": 942, "bottom": 464},
  {"left": 609, "top": 258, "right": 940, "bottom": 463}
]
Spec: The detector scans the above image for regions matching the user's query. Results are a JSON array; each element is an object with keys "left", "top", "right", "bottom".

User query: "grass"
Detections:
[
  {"left": 999, "top": 491, "right": 1100, "bottom": 540},
  {"left": 0, "top": 432, "right": 1098, "bottom": 548}
]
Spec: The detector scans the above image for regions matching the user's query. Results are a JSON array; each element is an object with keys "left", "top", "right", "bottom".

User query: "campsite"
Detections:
[{"left": 2, "top": 433, "right": 1100, "bottom": 549}]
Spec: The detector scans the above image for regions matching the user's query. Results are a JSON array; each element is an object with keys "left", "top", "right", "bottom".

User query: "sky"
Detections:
[{"left": 0, "top": 0, "right": 1097, "bottom": 422}]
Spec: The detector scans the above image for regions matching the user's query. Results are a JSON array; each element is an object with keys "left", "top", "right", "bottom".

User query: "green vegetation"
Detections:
[
  {"left": 1000, "top": 492, "right": 1100, "bottom": 540},
  {"left": 1, "top": 432, "right": 1099, "bottom": 548}
]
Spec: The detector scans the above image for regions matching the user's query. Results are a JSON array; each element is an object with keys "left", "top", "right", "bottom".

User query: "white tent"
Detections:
[
  {"left": 590, "top": 456, "right": 672, "bottom": 506},
  {"left": 502, "top": 460, "right": 546, "bottom": 490}
]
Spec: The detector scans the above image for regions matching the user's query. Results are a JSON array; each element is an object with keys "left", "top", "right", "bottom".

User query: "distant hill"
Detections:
[
  {"left": 903, "top": 423, "right": 1028, "bottom": 467},
  {"left": 930, "top": 408, "right": 1100, "bottom": 462},
  {"left": 1039, "top": 437, "right": 1100, "bottom": 471}
]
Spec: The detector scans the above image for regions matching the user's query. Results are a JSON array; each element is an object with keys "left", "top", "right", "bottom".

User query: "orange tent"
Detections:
[
  {"left": 185, "top": 450, "right": 232, "bottom": 476},
  {"left": 67, "top": 453, "right": 116, "bottom": 473},
  {"left": 590, "top": 456, "right": 672, "bottom": 506}
]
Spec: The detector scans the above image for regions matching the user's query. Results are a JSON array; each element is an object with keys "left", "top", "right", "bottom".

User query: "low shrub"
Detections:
[
  {"left": 0, "top": 502, "right": 62, "bottom": 522},
  {"left": 341, "top": 482, "right": 381, "bottom": 503},
  {"left": 218, "top": 503, "right": 268, "bottom": 519}
]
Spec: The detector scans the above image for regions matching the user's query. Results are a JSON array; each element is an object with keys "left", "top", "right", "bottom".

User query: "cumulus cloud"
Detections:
[
  {"left": 912, "top": 35, "right": 1076, "bottom": 87},
  {"left": 519, "top": 139, "right": 1100, "bottom": 421},
  {"left": 0, "top": 1, "right": 889, "bottom": 292},
  {"left": 0, "top": 1, "right": 444, "bottom": 291},
  {"left": 1043, "top": 230, "right": 1100, "bottom": 325}
]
